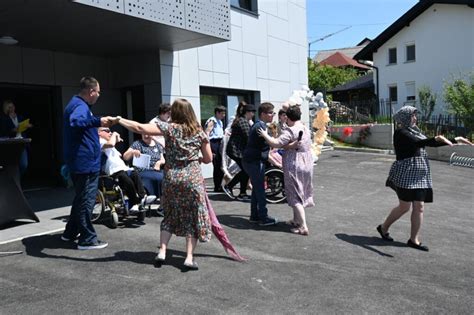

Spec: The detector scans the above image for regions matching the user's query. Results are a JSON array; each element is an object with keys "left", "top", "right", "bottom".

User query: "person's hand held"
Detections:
[
  {"left": 107, "top": 116, "right": 121, "bottom": 126},
  {"left": 455, "top": 136, "right": 474, "bottom": 146},
  {"left": 101, "top": 116, "right": 112, "bottom": 127},
  {"left": 133, "top": 149, "right": 141, "bottom": 157},
  {"left": 435, "top": 135, "right": 453, "bottom": 146}
]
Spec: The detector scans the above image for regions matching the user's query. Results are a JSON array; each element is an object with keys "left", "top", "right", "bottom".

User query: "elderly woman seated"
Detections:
[
  {"left": 98, "top": 128, "right": 154, "bottom": 212},
  {"left": 123, "top": 133, "right": 164, "bottom": 202}
]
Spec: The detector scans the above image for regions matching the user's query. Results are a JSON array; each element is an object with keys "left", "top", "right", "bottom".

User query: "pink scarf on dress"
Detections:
[{"left": 204, "top": 186, "right": 247, "bottom": 262}]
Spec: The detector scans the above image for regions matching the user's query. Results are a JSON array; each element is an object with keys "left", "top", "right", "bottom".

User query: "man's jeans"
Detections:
[
  {"left": 64, "top": 172, "right": 99, "bottom": 245},
  {"left": 242, "top": 160, "right": 267, "bottom": 220}
]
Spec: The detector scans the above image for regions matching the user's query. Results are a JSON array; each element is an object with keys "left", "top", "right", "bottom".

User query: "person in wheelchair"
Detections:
[
  {"left": 123, "top": 133, "right": 164, "bottom": 202},
  {"left": 98, "top": 127, "right": 154, "bottom": 213}
]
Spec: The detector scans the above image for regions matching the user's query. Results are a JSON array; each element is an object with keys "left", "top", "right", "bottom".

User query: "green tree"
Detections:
[
  {"left": 417, "top": 85, "right": 437, "bottom": 124},
  {"left": 307, "top": 58, "right": 360, "bottom": 93},
  {"left": 443, "top": 72, "right": 474, "bottom": 138}
]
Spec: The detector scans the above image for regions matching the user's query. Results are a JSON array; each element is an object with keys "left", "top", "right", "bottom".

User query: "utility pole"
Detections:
[{"left": 308, "top": 26, "right": 352, "bottom": 58}]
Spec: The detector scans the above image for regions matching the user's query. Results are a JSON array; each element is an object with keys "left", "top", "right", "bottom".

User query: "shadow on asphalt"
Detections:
[
  {"left": 217, "top": 214, "right": 293, "bottom": 233},
  {"left": 21, "top": 234, "right": 232, "bottom": 272},
  {"left": 335, "top": 233, "right": 406, "bottom": 257}
]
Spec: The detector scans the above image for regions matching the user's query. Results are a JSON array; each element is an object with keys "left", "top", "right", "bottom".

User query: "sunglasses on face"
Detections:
[{"left": 100, "top": 129, "right": 111, "bottom": 133}]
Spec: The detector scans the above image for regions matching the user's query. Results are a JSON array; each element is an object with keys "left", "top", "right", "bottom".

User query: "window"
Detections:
[
  {"left": 230, "top": 0, "right": 258, "bottom": 14},
  {"left": 406, "top": 44, "right": 416, "bottom": 62},
  {"left": 200, "top": 87, "right": 257, "bottom": 127},
  {"left": 388, "top": 48, "right": 397, "bottom": 64},
  {"left": 389, "top": 85, "right": 398, "bottom": 103},
  {"left": 405, "top": 82, "right": 416, "bottom": 101}
]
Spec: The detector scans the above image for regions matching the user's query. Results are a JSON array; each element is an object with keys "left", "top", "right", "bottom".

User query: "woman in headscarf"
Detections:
[{"left": 376, "top": 105, "right": 472, "bottom": 251}]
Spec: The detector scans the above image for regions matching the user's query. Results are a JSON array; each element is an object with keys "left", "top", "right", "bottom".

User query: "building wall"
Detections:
[
  {"left": 159, "top": 0, "right": 308, "bottom": 117},
  {"left": 158, "top": 1, "right": 308, "bottom": 177},
  {"left": 373, "top": 4, "right": 474, "bottom": 114}
]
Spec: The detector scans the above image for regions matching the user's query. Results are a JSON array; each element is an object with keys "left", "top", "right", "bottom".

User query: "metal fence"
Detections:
[
  {"left": 329, "top": 98, "right": 393, "bottom": 125},
  {"left": 329, "top": 98, "right": 471, "bottom": 137},
  {"left": 421, "top": 114, "right": 470, "bottom": 138}
]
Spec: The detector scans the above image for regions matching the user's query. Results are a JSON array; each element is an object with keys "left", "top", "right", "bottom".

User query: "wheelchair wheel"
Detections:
[
  {"left": 136, "top": 211, "right": 146, "bottom": 222},
  {"left": 109, "top": 210, "right": 119, "bottom": 229},
  {"left": 92, "top": 191, "right": 105, "bottom": 222},
  {"left": 264, "top": 167, "right": 286, "bottom": 204}
]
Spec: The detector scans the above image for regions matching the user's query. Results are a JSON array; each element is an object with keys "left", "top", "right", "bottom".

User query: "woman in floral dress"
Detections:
[
  {"left": 258, "top": 105, "right": 314, "bottom": 235},
  {"left": 115, "top": 99, "right": 212, "bottom": 270}
]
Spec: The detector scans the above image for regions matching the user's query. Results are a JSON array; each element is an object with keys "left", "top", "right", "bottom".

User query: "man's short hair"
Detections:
[
  {"left": 215, "top": 105, "right": 226, "bottom": 114},
  {"left": 158, "top": 103, "right": 171, "bottom": 115},
  {"left": 79, "top": 76, "right": 98, "bottom": 91},
  {"left": 258, "top": 102, "right": 274, "bottom": 116}
]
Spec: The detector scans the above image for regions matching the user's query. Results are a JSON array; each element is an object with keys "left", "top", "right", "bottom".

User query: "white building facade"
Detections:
[
  {"left": 0, "top": 0, "right": 308, "bottom": 184},
  {"left": 355, "top": 1, "right": 474, "bottom": 115}
]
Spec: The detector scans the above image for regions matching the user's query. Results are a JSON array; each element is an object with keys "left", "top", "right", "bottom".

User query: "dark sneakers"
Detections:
[
  {"left": 249, "top": 216, "right": 260, "bottom": 223},
  {"left": 236, "top": 194, "right": 251, "bottom": 202},
  {"left": 407, "top": 239, "right": 429, "bottom": 252},
  {"left": 222, "top": 185, "right": 235, "bottom": 199},
  {"left": 259, "top": 216, "right": 278, "bottom": 226},
  {"left": 376, "top": 225, "right": 394, "bottom": 241},
  {"left": 77, "top": 240, "right": 108, "bottom": 250}
]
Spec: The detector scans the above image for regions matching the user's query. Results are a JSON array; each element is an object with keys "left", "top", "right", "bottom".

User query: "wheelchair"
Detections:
[
  {"left": 263, "top": 166, "right": 286, "bottom": 204},
  {"left": 92, "top": 175, "right": 146, "bottom": 228}
]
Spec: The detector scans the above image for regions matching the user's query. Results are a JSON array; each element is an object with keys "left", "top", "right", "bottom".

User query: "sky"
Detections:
[{"left": 306, "top": 0, "right": 419, "bottom": 58}]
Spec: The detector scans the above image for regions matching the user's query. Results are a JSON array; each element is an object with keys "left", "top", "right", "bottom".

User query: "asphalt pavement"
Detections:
[{"left": 0, "top": 151, "right": 473, "bottom": 314}]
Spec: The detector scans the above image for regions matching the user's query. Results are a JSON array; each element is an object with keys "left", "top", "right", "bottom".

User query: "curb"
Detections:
[{"left": 333, "top": 146, "right": 394, "bottom": 155}]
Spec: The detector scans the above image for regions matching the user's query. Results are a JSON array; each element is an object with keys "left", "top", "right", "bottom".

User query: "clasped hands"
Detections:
[
  {"left": 435, "top": 135, "right": 473, "bottom": 146},
  {"left": 100, "top": 116, "right": 122, "bottom": 127}
]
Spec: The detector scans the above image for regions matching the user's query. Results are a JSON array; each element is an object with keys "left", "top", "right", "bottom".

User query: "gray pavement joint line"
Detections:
[{"left": 0, "top": 227, "right": 65, "bottom": 245}]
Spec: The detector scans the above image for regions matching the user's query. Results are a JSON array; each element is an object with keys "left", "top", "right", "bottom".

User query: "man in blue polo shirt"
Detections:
[
  {"left": 62, "top": 76, "right": 113, "bottom": 250},
  {"left": 242, "top": 102, "right": 278, "bottom": 226}
]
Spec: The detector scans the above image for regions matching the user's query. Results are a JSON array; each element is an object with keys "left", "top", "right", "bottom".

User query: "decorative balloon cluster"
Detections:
[{"left": 285, "top": 86, "right": 331, "bottom": 157}]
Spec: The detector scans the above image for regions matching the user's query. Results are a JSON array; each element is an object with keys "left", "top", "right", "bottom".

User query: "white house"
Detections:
[
  {"left": 354, "top": 0, "right": 474, "bottom": 115},
  {"left": 0, "top": 0, "right": 308, "bottom": 185}
]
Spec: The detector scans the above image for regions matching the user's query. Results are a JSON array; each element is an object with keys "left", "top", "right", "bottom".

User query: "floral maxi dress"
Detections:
[
  {"left": 277, "top": 124, "right": 315, "bottom": 208},
  {"left": 156, "top": 121, "right": 212, "bottom": 242}
]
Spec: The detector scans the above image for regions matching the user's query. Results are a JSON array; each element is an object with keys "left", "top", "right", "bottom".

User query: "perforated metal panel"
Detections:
[
  {"left": 185, "top": 0, "right": 230, "bottom": 40},
  {"left": 73, "top": 0, "right": 231, "bottom": 40},
  {"left": 124, "top": 0, "right": 185, "bottom": 28},
  {"left": 72, "top": 0, "right": 124, "bottom": 13}
]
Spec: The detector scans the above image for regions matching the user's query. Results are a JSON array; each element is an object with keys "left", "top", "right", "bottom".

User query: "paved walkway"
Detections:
[{"left": 0, "top": 151, "right": 473, "bottom": 314}]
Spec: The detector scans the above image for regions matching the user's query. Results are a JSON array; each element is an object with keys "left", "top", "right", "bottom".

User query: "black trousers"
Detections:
[
  {"left": 227, "top": 157, "right": 249, "bottom": 195},
  {"left": 210, "top": 139, "right": 224, "bottom": 189},
  {"left": 113, "top": 170, "right": 146, "bottom": 206}
]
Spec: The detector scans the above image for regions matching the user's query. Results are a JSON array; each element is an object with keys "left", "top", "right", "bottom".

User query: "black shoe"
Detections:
[
  {"left": 376, "top": 225, "right": 393, "bottom": 241},
  {"left": 155, "top": 208, "right": 164, "bottom": 217},
  {"left": 236, "top": 194, "right": 250, "bottom": 201},
  {"left": 259, "top": 216, "right": 278, "bottom": 226},
  {"left": 214, "top": 187, "right": 224, "bottom": 193},
  {"left": 407, "top": 239, "right": 429, "bottom": 252},
  {"left": 77, "top": 240, "right": 108, "bottom": 250},
  {"left": 222, "top": 184, "right": 235, "bottom": 199},
  {"left": 183, "top": 261, "right": 199, "bottom": 270},
  {"left": 249, "top": 216, "right": 259, "bottom": 223}
]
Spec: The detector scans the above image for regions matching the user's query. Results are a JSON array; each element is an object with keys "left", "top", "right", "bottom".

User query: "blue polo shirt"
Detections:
[{"left": 63, "top": 95, "right": 102, "bottom": 174}]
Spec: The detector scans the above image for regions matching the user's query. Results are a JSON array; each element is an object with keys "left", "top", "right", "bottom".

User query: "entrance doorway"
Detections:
[{"left": 0, "top": 84, "right": 61, "bottom": 189}]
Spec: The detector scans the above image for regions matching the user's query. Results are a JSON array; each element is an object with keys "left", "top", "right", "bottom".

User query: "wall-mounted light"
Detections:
[{"left": 0, "top": 36, "right": 18, "bottom": 45}]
